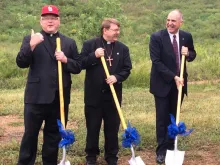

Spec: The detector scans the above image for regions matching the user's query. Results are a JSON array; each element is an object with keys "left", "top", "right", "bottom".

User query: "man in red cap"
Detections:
[
  {"left": 16, "top": 5, "right": 82, "bottom": 165},
  {"left": 41, "top": 5, "right": 59, "bottom": 16}
]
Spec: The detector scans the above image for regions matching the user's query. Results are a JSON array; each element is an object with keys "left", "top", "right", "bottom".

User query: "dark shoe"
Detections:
[
  {"left": 107, "top": 162, "right": 117, "bottom": 165},
  {"left": 86, "top": 160, "right": 96, "bottom": 165},
  {"left": 106, "top": 158, "right": 118, "bottom": 165},
  {"left": 105, "top": 155, "right": 118, "bottom": 165},
  {"left": 86, "top": 158, "right": 96, "bottom": 165},
  {"left": 156, "top": 154, "right": 165, "bottom": 164},
  {"left": 86, "top": 155, "right": 96, "bottom": 165}
]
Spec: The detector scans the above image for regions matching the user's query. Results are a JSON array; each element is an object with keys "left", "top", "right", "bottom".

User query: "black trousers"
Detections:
[
  {"left": 85, "top": 91, "right": 120, "bottom": 162},
  {"left": 154, "top": 82, "right": 184, "bottom": 156},
  {"left": 17, "top": 92, "right": 69, "bottom": 165}
]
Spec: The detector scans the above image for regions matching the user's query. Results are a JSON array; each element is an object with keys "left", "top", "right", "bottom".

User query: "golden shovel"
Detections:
[
  {"left": 165, "top": 54, "right": 186, "bottom": 165},
  {"left": 101, "top": 56, "right": 145, "bottom": 165},
  {"left": 56, "top": 38, "right": 71, "bottom": 165}
]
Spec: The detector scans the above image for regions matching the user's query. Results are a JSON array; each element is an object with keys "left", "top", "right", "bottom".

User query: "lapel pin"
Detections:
[
  {"left": 182, "top": 38, "right": 184, "bottom": 40},
  {"left": 117, "top": 52, "right": 119, "bottom": 55}
]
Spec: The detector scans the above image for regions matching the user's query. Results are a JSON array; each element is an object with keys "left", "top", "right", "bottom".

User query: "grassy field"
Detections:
[
  {"left": 1, "top": 0, "right": 220, "bottom": 89},
  {"left": 0, "top": 0, "right": 220, "bottom": 164},
  {"left": 0, "top": 83, "right": 220, "bottom": 164}
]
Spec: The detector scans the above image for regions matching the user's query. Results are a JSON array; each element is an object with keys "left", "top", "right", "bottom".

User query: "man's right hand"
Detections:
[
  {"left": 95, "top": 48, "right": 104, "bottom": 58},
  {"left": 174, "top": 76, "right": 184, "bottom": 90},
  {"left": 30, "top": 29, "right": 44, "bottom": 51}
]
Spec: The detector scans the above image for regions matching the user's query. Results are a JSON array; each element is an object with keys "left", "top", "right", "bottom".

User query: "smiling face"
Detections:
[
  {"left": 101, "top": 18, "right": 120, "bottom": 42},
  {"left": 40, "top": 14, "right": 60, "bottom": 33},
  {"left": 103, "top": 23, "right": 120, "bottom": 42},
  {"left": 166, "top": 10, "right": 183, "bottom": 34}
]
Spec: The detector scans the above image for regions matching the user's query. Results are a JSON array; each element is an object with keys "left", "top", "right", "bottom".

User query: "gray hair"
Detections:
[{"left": 170, "top": 9, "right": 184, "bottom": 21}]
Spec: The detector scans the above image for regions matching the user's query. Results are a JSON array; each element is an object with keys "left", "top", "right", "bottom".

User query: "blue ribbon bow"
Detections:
[
  {"left": 57, "top": 120, "right": 75, "bottom": 148},
  {"left": 168, "top": 114, "right": 193, "bottom": 139},
  {"left": 122, "top": 122, "right": 140, "bottom": 148}
]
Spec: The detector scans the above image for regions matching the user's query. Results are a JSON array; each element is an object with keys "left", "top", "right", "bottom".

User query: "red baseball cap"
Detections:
[{"left": 41, "top": 5, "right": 59, "bottom": 16}]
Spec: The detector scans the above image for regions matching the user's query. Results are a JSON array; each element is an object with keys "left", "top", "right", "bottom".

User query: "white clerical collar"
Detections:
[
  {"left": 49, "top": 31, "right": 58, "bottom": 37},
  {"left": 107, "top": 41, "right": 111, "bottom": 44}
]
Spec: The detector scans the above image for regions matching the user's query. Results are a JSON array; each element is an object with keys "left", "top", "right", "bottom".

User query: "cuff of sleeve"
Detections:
[
  {"left": 63, "top": 57, "right": 73, "bottom": 71},
  {"left": 89, "top": 52, "right": 99, "bottom": 65},
  {"left": 27, "top": 44, "right": 32, "bottom": 53},
  {"left": 186, "top": 55, "right": 191, "bottom": 62},
  {"left": 114, "top": 75, "right": 121, "bottom": 83},
  {"left": 63, "top": 61, "right": 68, "bottom": 71},
  {"left": 162, "top": 72, "right": 176, "bottom": 83}
]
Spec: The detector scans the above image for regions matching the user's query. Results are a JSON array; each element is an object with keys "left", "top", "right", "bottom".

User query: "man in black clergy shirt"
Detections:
[
  {"left": 16, "top": 5, "right": 81, "bottom": 165},
  {"left": 149, "top": 9, "right": 196, "bottom": 164},
  {"left": 81, "top": 18, "right": 132, "bottom": 165}
]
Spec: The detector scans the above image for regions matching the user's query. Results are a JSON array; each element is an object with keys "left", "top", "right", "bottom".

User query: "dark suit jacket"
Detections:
[
  {"left": 16, "top": 32, "right": 81, "bottom": 104},
  {"left": 81, "top": 37, "right": 132, "bottom": 106},
  {"left": 149, "top": 29, "right": 196, "bottom": 97}
]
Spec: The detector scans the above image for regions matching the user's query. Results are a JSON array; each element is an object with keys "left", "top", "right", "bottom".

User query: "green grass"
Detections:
[
  {"left": 8, "top": 122, "right": 24, "bottom": 127},
  {"left": 0, "top": 0, "right": 220, "bottom": 89},
  {"left": 1, "top": 41, "right": 220, "bottom": 89},
  {"left": 0, "top": 84, "right": 220, "bottom": 164}
]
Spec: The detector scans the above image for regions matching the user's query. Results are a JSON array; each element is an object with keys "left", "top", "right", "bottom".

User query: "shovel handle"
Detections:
[
  {"left": 56, "top": 38, "right": 65, "bottom": 129},
  {"left": 101, "top": 56, "right": 127, "bottom": 130},
  {"left": 176, "top": 55, "right": 185, "bottom": 124}
]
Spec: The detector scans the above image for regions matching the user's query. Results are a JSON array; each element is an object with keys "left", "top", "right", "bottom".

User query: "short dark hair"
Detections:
[{"left": 101, "top": 18, "right": 120, "bottom": 34}]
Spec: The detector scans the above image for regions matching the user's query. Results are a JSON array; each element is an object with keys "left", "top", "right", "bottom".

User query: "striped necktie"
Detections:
[{"left": 173, "top": 34, "right": 180, "bottom": 75}]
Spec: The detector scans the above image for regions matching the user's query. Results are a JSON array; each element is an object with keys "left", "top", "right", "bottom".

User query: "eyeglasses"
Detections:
[
  {"left": 41, "top": 17, "right": 59, "bottom": 21},
  {"left": 108, "top": 28, "right": 120, "bottom": 32}
]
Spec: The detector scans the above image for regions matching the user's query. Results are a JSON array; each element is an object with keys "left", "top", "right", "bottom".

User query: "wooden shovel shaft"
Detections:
[
  {"left": 56, "top": 38, "right": 65, "bottom": 129},
  {"left": 101, "top": 56, "right": 127, "bottom": 130},
  {"left": 176, "top": 55, "right": 185, "bottom": 124}
]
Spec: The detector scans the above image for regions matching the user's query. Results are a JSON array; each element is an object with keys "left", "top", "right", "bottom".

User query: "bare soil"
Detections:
[{"left": 0, "top": 115, "right": 219, "bottom": 165}]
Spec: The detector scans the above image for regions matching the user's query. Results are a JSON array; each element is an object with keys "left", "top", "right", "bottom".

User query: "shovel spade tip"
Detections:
[{"left": 165, "top": 149, "right": 185, "bottom": 165}]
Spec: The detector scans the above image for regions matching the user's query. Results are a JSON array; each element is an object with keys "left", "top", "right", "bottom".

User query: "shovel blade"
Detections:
[
  {"left": 165, "top": 149, "right": 185, "bottom": 165},
  {"left": 65, "top": 161, "right": 71, "bottom": 165},
  {"left": 58, "top": 160, "right": 70, "bottom": 165},
  {"left": 128, "top": 156, "right": 145, "bottom": 165}
]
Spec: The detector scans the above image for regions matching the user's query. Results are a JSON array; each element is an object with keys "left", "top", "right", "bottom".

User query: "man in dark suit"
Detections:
[
  {"left": 16, "top": 5, "right": 81, "bottom": 165},
  {"left": 149, "top": 9, "right": 196, "bottom": 164},
  {"left": 81, "top": 18, "right": 132, "bottom": 165}
]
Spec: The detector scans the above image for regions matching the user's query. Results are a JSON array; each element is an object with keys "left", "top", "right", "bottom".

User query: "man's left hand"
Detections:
[
  {"left": 106, "top": 75, "right": 117, "bottom": 85},
  {"left": 181, "top": 46, "right": 189, "bottom": 56},
  {"left": 55, "top": 51, "right": 67, "bottom": 63}
]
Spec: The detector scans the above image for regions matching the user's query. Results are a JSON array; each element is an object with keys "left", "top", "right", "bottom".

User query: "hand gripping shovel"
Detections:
[
  {"left": 165, "top": 55, "right": 186, "bottom": 165},
  {"left": 101, "top": 56, "right": 145, "bottom": 165},
  {"left": 56, "top": 38, "right": 75, "bottom": 165}
]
